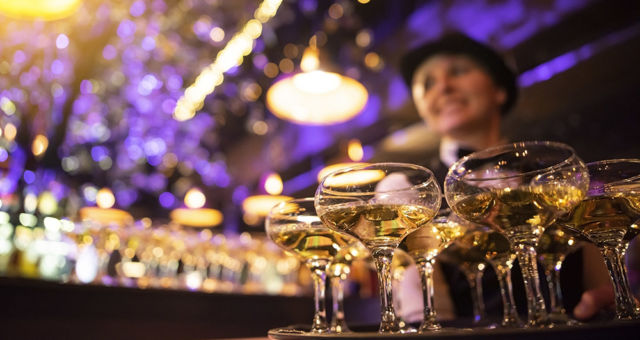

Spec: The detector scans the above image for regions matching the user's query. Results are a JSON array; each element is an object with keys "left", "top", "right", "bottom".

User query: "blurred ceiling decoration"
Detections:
[
  {"left": 265, "top": 42, "right": 368, "bottom": 125},
  {"left": 242, "top": 172, "right": 290, "bottom": 226},
  {"left": 0, "top": 0, "right": 82, "bottom": 21},
  {"left": 173, "top": 0, "right": 283, "bottom": 122}
]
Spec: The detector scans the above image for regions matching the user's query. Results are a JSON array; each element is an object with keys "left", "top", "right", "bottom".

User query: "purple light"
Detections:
[
  {"left": 352, "top": 95, "right": 379, "bottom": 127},
  {"left": 141, "top": 36, "right": 156, "bottom": 51},
  {"left": 232, "top": 186, "right": 249, "bottom": 205},
  {"left": 143, "top": 138, "right": 166, "bottom": 157},
  {"left": 130, "top": 0, "right": 146, "bottom": 17},
  {"left": 147, "top": 173, "right": 166, "bottom": 192},
  {"left": 0, "top": 148, "right": 7, "bottom": 162},
  {"left": 137, "top": 74, "right": 159, "bottom": 95},
  {"left": 115, "top": 188, "right": 138, "bottom": 207},
  {"left": 56, "top": 34, "right": 69, "bottom": 49},
  {"left": 161, "top": 99, "right": 176, "bottom": 114},
  {"left": 23, "top": 170, "right": 36, "bottom": 184},
  {"left": 253, "top": 54, "right": 268, "bottom": 69},
  {"left": 282, "top": 165, "right": 324, "bottom": 195},
  {"left": 13, "top": 50, "right": 26, "bottom": 64},
  {"left": 299, "top": 0, "right": 317, "bottom": 13},
  {"left": 159, "top": 191, "right": 175, "bottom": 208},
  {"left": 102, "top": 45, "right": 117, "bottom": 60},
  {"left": 51, "top": 60, "right": 64, "bottom": 75},
  {"left": 117, "top": 20, "right": 136, "bottom": 39},
  {"left": 387, "top": 76, "right": 409, "bottom": 110},
  {"left": 91, "top": 145, "right": 109, "bottom": 161},
  {"left": 80, "top": 80, "right": 93, "bottom": 94}
]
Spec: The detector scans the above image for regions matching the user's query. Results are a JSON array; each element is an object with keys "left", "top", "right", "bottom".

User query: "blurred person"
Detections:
[{"left": 398, "top": 32, "right": 612, "bottom": 322}]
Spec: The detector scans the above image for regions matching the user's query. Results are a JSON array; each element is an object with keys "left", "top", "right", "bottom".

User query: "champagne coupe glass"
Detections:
[
  {"left": 316, "top": 163, "right": 441, "bottom": 333},
  {"left": 440, "top": 237, "right": 488, "bottom": 324},
  {"left": 537, "top": 223, "right": 582, "bottom": 325},
  {"left": 563, "top": 159, "right": 640, "bottom": 320},
  {"left": 327, "top": 240, "right": 369, "bottom": 333},
  {"left": 400, "top": 209, "right": 468, "bottom": 332},
  {"left": 445, "top": 141, "right": 588, "bottom": 327},
  {"left": 481, "top": 230, "right": 522, "bottom": 327},
  {"left": 266, "top": 197, "right": 354, "bottom": 333}
]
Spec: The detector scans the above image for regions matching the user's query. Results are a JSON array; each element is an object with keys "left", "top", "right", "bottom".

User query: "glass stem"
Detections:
[
  {"left": 465, "top": 265, "right": 486, "bottom": 323},
  {"left": 515, "top": 243, "right": 548, "bottom": 327},
  {"left": 307, "top": 261, "right": 329, "bottom": 333},
  {"left": 330, "top": 275, "right": 350, "bottom": 333},
  {"left": 372, "top": 247, "right": 400, "bottom": 333},
  {"left": 600, "top": 246, "right": 640, "bottom": 320},
  {"left": 494, "top": 262, "right": 521, "bottom": 327},
  {"left": 545, "top": 261, "right": 566, "bottom": 315},
  {"left": 415, "top": 259, "right": 441, "bottom": 331}
]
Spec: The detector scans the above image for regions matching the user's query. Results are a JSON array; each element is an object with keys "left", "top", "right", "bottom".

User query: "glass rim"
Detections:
[
  {"left": 317, "top": 162, "right": 438, "bottom": 196},
  {"left": 268, "top": 197, "right": 315, "bottom": 215},
  {"left": 586, "top": 158, "right": 640, "bottom": 192},
  {"left": 447, "top": 141, "right": 580, "bottom": 182}
]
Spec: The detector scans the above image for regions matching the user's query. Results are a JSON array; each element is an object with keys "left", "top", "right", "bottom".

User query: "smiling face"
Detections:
[{"left": 411, "top": 54, "right": 506, "bottom": 138}]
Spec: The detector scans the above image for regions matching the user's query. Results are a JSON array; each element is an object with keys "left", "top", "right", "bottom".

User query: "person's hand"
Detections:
[{"left": 573, "top": 284, "right": 615, "bottom": 320}]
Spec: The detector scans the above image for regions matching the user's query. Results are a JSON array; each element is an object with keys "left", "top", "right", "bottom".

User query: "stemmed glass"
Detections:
[
  {"left": 563, "top": 159, "right": 640, "bottom": 320},
  {"left": 327, "top": 240, "right": 369, "bottom": 333},
  {"left": 391, "top": 248, "right": 418, "bottom": 333},
  {"left": 400, "top": 209, "right": 468, "bottom": 331},
  {"left": 439, "top": 235, "right": 489, "bottom": 324},
  {"left": 266, "top": 197, "right": 355, "bottom": 333},
  {"left": 537, "top": 223, "right": 582, "bottom": 325},
  {"left": 445, "top": 141, "right": 588, "bottom": 327},
  {"left": 316, "top": 163, "right": 441, "bottom": 333}
]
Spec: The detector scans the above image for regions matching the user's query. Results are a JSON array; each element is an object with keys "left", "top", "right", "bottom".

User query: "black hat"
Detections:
[{"left": 400, "top": 33, "right": 518, "bottom": 114}]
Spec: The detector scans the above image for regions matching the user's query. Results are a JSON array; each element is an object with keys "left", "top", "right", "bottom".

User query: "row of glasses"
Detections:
[{"left": 271, "top": 143, "right": 640, "bottom": 335}]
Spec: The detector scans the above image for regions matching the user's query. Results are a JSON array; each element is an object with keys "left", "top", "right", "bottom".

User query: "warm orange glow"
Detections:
[
  {"left": 0, "top": 0, "right": 81, "bottom": 20},
  {"left": 4, "top": 123, "right": 17, "bottom": 142},
  {"left": 96, "top": 188, "right": 115, "bottom": 209},
  {"left": 347, "top": 139, "right": 364, "bottom": 162},
  {"left": 300, "top": 46, "right": 319, "bottom": 72},
  {"left": 317, "top": 162, "right": 369, "bottom": 183},
  {"left": 242, "top": 195, "right": 292, "bottom": 218},
  {"left": 266, "top": 71, "right": 368, "bottom": 125},
  {"left": 170, "top": 207, "right": 223, "bottom": 227},
  {"left": 323, "top": 169, "right": 386, "bottom": 187},
  {"left": 31, "top": 134, "right": 49, "bottom": 157},
  {"left": 78, "top": 207, "right": 133, "bottom": 226},
  {"left": 264, "top": 173, "right": 283, "bottom": 195},
  {"left": 184, "top": 188, "right": 206, "bottom": 209}
]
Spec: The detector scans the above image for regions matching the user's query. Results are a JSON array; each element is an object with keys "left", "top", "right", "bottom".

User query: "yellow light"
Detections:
[
  {"left": 184, "top": 188, "right": 206, "bottom": 209},
  {"left": 4, "top": 123, "right": 17, "bottom": 142},
  {"left": 323, "top": 169, "right": 386, "bottom": 187},
  {"left": 328, "top": 3, "right": 344, "bottom": 19},
  {"left": 170, "top": 208, "right": 223, "bottom": 227},
  {"left": 264, "top": 62, "right": 279, "bottom": 78},
  {"left": 38, "top": 191, "right": 58, "bottom": 215},
  {"left": 358, "top": 0, "right": 371, "bottom": 4},
  {"left": 96, "top": 188, "right": 115, "bottom": 209},
  {"left": 209, "top": 27, "right": 225, "bottom": 42},
  {"left": 121, "top": 262, "right": 146, "bottom": 278},
  {"left": 32, "top": 134, "right": 49, "bottom": 157},
  {"left": 348, "top": 139, "right": 364, "bottom": 162},
  {"left": 78, "top": 207, "right": 133, "bottom": 226},
  {"left": 266, "top": 71, "right": 368, "bottom": 125},
  {"left": 264, "top": 173, "right": 283, "bottom": 195},
  {"left": 242, "top": 195, "right": 292, "bottom": 218},
  {"left": 173, "top": 0, "right": 282, "bottom": 121},
  {"left": 300, "top": 47, "right": 319, "bottom": 72},
  {"left": 317, "top": 162, "right": 369, "bottom": 183},
  {"left": 279, "top": 58, "right": 294, "bottom": 73},
  {"left": 0, "top": 0, "right": 81, "bottom": 21},
  {"left": 0, "top": 97, "right": 16, "bottom": 115}
]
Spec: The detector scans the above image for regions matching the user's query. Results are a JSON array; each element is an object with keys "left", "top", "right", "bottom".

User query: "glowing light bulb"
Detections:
[
  {"left": 348, "top": 139, "right": 364, "bottom": 162},
  {"left": 96, "top": 188, "right": 116, "bottom": 209},
  {"left": 0, "top": 0, "right": 81, "bottom": 20},
  {"left": 32, "top": 134, "right": 49, "bottom": 157},
  {"left": 184, "top": 188, "right": 206, "bottom": 209},
  {"left": 300, "top": 46, "right": 319, "bottom": 72},
  {"left": 264, "top": 173, "right": 283, "bottom": 195}
]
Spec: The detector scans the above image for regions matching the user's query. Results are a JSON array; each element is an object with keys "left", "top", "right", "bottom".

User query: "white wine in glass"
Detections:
[
  {"left": 446, "top": 141, "right": 588, "bottom": 327},
  {"left": 266, "top": 198, "right": 356, "bottom": 333},
  {"left": 316, "top": 163, "right": 441, "bottom": 333},
  {"left": 563, "top": 159, "right": 640, "bottom": 320}
]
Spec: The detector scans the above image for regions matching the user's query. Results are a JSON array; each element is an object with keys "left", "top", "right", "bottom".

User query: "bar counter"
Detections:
[{"left": 0, "top": 277, "right": 377, "bottom": 340}]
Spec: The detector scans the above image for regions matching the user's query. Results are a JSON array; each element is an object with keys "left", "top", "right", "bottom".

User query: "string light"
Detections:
[{"left": 173, "top": 0, "right": 282, "bottom": 121}]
